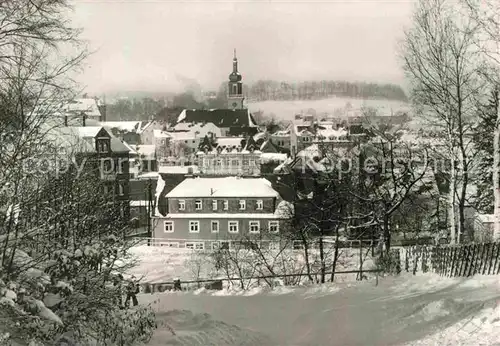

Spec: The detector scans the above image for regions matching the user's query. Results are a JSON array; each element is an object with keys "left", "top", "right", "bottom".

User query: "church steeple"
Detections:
[{"left": 228, "top": 49, "right": 244, "bottom": 109}]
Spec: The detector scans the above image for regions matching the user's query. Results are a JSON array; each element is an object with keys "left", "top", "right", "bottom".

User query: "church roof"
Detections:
[{"left": 176, "top": 109, "right": 258, "bottom": 128}]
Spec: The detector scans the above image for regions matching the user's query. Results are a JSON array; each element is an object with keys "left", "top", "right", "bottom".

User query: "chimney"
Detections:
[
  {"left": 64, "top": 115, "right": 68, "bottom": 127},
  {"left": 82, "top": 112, "right": 86, "bottom": 127},
  {"left": 98, "top": 104, "right": 107, "bottom": 122}
]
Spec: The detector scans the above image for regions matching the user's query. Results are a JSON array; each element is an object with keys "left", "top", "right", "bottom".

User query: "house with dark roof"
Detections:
[
  {"left": 45, "top": 116, "right": 132, "bottom": 221},
  {"left": 175, "top": 109, "right": 259, "bottom": 137}
]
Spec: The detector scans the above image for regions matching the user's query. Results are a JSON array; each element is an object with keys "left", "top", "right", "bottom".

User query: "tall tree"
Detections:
[
  {"left": 401, "top": 0, "right": 483, "bottom": 243},
  {"left": 465, "top": 0, "right": 500, "bottom": 240}
]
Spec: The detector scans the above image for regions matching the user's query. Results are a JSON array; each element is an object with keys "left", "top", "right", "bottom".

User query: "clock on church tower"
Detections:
[{"left": 227, "top": 49, "right": 245, "bottom": 110}]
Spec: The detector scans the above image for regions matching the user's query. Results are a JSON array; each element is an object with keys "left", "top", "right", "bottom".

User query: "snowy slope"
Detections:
[{"left": 142, "top": 274, "right": 500, "bottom": 346}]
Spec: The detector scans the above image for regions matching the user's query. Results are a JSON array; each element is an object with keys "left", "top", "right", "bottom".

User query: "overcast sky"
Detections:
[{"left": 71, "top": 0, "right": 415, "bottom": 95}]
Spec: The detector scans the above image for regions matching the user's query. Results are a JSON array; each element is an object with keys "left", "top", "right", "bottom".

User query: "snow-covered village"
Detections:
[{"left": 2, "top": 0, "right": 500, "bottom": 345}]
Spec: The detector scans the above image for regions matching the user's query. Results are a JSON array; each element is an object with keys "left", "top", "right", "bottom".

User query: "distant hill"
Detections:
[
  {"left": 247, "top": 97, "right": 410, "bottom": 121},
  {"left": 243, "top": 80, "right": 408, "bottom": 103}
]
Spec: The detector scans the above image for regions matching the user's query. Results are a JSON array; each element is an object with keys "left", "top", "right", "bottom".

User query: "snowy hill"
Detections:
[
  {"left": 141, "top": 273, "right": 500, "bottom": 345},
  {"left": 247, "top": 97, "right": 410, "bottom": 121}
]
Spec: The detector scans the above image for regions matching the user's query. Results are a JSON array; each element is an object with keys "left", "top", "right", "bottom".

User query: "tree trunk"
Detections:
[
  {"left": 330, "top": 226, "right": 341, "bottom": 282},
  {"left": 448, "top": 156, "right": 457, "bottom": 244},
  {"left": 319, "top": 235, "right": 325, "bottom": 283},
  {"left": 383, "top": 214, "right": 391, "bottom": 255},
  {"left": 494, "top": 91, "right": 500, "bottom": 241},
  {"left": 301, "top": 236, "right": 314, "bottom": 282}
]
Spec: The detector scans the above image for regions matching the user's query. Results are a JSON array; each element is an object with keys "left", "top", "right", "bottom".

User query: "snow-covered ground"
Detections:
[
  {"left": 140, "top": 273, "right": 500, "bottom": 346},
  {"left": 247, "top": 97, "right": 410, "bottom": 120},
  {"left": 126, "top": 245, "right": 375, "bottom": 284}
]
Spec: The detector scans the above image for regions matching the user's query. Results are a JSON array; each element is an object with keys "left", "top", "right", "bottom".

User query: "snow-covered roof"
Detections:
[
  {"left": 101, "top": 121, "right": 142, "bottom": 133},
  {"left": 122, "top": 141, "right": 138, "bottom": 155},
  {"left": 272, "top": 130, "right": 290, "bottom": 137},
  {"left": 316, "top": 128, "right": 348, "bottom": 140},
  {"left": 166, "top": 177, "right": 279, "bottom": 198},
  {"left": 136, "top": 145, "right": 156, "bottom": 158},
  {"left": 167, "top": 131, "right": 200, "bottom": 141},
  {"left": 153, "top": 129, "right": 172, "bottom": 139},
  {"left": 216, "top": 137, "right": 244, "bottom": 148},
  {"left": 65, "top": 98, "right": 101, "bottom": 117},
  {"left": 253, "top": 132, "right": 267, "bottom": 141},
  {"left": 158, "top": 166, "right": 199, "bottom": 174},
  {"left": 260, "top": 153, "right": 288, "bottom": 163},
  {"left": 172, "top": 122, "right": 222, "bottom": 137},
  {"left": 75, "top": 126, "right": 102, "bottom": 138},
  {"left": 137, "top": 172, "right": 159, "bottom": 179}
]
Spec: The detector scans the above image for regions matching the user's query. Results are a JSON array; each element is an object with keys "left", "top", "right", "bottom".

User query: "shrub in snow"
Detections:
[{"left": 0, "top": 170, "right": 157, "bottom": 345}]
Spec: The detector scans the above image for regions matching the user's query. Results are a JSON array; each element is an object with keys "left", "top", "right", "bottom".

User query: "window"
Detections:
[
  {"left": 97, "top": 140, "right": 109, "bottom": 153},
  {"left": 160, "top": 242, "right": 179, "bottom": 248},
  {"left": 256, "top": 200, "right": 263, "bottom": 210},
  {"left": 269, "top": 242, "right": 279, "bottom": 251},
  {"left": 228, "top": 221, "right": 239, "bottom": 233},
  {"left": 242, "top": 159, "right": 249, "bottom": 166},
  {"left": 102, "top": 159, "right": 113, "bottom": 172},
  {"left": 268, "top": 221, "right": 279, "bottom": 233},
  {"left": 189, "top": 221, "right": 200, "bottom": 233},
  {"left": 195, "top": 200, "right": 202, "bottom": 210},
  {"left": 120, "top": 159, "right": 128, "bottom": 173},
  {"left": 220, "top": 241, "right": 230, "bottom": 250},
  {"left": 102, "top": 185, "right": 109, "bottom": 194},
  {"left": 223, "top": 200, "right": 229, "bottom": 210},
  {"left": 216, "top": 159, "right": 222, "bottom": 167},
  {"left": 238, "top": 200, "right": 246, "bottom": 210},
  {"left": 212, "top": 200, "right": 218, "bottom": 211},
  {"left": 164, "top": 221, "right": 174, "bottom": 233},
  {"left": 212, "top": 242, "right": 220, "bottom": 250},
  {"left": 186, "top": 242, "right": 204, "bottom": 250},
  {"left": 178, "top": 200, "right": 185, "bottom": 210},
  {"left": 118, "top": 183, "right": 124, "bottom": 196},
  {"left": 249, "top": 221, "right": 260, "bottom": 233},
  {"left": 211, "top": 220, "right": 219, "bottom": 233},
  {"left": 232, "top": 159, "right": 239, "bottom": 166}
]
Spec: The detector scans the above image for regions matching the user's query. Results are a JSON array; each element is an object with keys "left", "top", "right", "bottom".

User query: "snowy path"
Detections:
[{"left": 141, "top": 274, "right": 500, "bottom": 345}]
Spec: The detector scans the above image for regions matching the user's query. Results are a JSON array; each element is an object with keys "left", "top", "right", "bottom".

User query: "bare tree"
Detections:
[
  {"left": 465, "top": 0, "right": 500, "bottom": 240},
  {"left": 400, "top": 0, "right": 484, "bottom": 243}
]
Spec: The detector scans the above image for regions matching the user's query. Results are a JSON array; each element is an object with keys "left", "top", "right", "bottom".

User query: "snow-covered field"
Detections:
[
  {"left": 139, "top": 273, "right": 500, "bottom": 346},
  {"left": 247, "top": 97, "right": 410, "bottom": 120}
]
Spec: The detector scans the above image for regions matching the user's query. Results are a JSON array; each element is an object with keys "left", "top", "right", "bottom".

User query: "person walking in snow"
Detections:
[
  {"left": 125, "top": 276, "right": 139, "bottom": 307},
  {"left": 113, "top": 274, "right": 124, "bottom": 309}
]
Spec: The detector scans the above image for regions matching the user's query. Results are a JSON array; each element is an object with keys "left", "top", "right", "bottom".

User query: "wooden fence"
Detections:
[{"left": 394, "top": 242, "right": 500, "bottom": 277}]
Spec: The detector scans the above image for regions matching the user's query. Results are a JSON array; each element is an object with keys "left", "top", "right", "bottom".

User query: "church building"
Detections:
[{"left": 173, "top": 50, "right": 259, "bottom": 137}]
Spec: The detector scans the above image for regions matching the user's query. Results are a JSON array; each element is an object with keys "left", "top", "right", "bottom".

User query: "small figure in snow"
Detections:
[
  {"left": 125, "top": 276, "right": 139, "bottom": 307},
  {"left": 113, "top": 274, "right": 124, "bottom": 309}
]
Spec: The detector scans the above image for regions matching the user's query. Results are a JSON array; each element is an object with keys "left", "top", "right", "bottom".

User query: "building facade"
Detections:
[{"left": 152, "top": 177, "right": 292, "bottom": 250}]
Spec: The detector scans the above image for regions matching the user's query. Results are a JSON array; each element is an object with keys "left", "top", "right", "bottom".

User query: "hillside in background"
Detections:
[
  {"left": 243, "top": 80, "right": 408, "bottom": 102},
  {"left": 99, "top": 79, "right": 409, "bottom": 121},
  {"left": 247, "top": 97, "right": 410, "bottom": 121}
]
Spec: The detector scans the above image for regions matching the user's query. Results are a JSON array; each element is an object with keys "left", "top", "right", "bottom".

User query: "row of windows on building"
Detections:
[
  {"left": 178, "top": 199, "right": 264, "bottom": 211},
  {"left": 163, "top": 220, "right": 279, "bottom": 233},
  {"left": 202, "top": 158, "right": 258, "bottom": 167},
  {"left": 157, "top": 239, "right": 304, "bottom": 251}
]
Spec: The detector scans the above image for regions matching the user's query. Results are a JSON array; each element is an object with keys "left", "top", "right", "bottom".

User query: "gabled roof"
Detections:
[
  {"left": 176, "top": 109, "right": 258, "bottom": 128},
  {"left": 65, "top": 98, "right": 102, "bottom": 117}
]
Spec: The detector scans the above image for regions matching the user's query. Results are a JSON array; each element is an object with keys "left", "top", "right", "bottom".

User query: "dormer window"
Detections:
[{"left": 97, "top": 138, "right": 110, "bottom": 153}]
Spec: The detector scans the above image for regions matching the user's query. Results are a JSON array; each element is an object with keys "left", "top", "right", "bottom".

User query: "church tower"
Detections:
[{"left": 228, "top": 49, "right": 245, "bottom": 110}]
